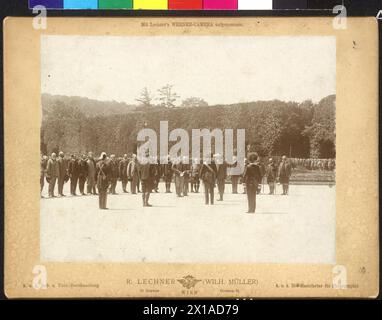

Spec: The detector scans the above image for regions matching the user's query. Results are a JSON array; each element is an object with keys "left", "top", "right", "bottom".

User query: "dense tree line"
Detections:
[{"left": 41, "top": 94, "right": 335, "bottom": 159}]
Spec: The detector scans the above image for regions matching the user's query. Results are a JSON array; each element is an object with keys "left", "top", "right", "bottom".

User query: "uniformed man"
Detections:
[
  {"left": 78, "top": 154, "right": 88, "bottom": 196},
  {"left": 96, "top": 152, "right": 110, "bottom": 209},
  {"left": 152, "top": 159, "right": 162, "bottom": 193},
  {"left": 241, "top": 158, "right": 248, "bottom": 194},
  {"left": 163, "top": 155, "right": 173, "bottom": 193},
  {"left": 46, "top": 152, "right": 60, "bottom": 198},
  {"left": 57, "top": 151, "right": 67, "bottom": 197},
  {"left": 190, "top": 158, "right": 201, "bottom": 193},
  {"left": 68, "top": 154, "right": 79, "bottom": 196},
  {"left": 119, "top": 154, "right": 129, "bottom": 193},
  {"left": 257, "top": 159, "right": 266, "bottom": 194},
  {"left": 214, "top": 154, "right": 227, "bottom": 201},
  {"left": 199, "top": 158, "right": 217, "bottom": 205},
  {"left": 139, "top": 154, "right": 155, "bottom": 207},
  {"left": 108, "top": 154, "right": 119, "bottom": 194},
  {"left": 266, "top": 158, "right": 277, "bottom": 195},
  {"left": 278, "top": 155, "right": 292, "bottom": 195},
  {"left": 229, "top": 156, "right": 241, "bottom": 194},
  {"left": 127, "top": 154, "right": 139, "bottom": 194},
  {"left": 172, "top": 157, "right": 184, "bottom": 197},
  {"left": 181, "top": 156, "right": 190, "bottom": 196},
  {"left": 86, "top": 151, "right": 97, "bottom": 195},
  {"left": 242, "top": 152, "right": 262, "bottom": 213}
]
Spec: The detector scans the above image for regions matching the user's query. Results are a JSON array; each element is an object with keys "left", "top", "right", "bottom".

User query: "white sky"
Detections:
[{"left": 41, "top": 35, "right": 336, "bottom": 105}]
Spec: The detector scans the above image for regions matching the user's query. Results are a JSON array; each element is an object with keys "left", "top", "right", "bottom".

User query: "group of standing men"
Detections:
[
  {"left": 40, "top": 152, "right": 141, "bottom": 199},
  {"left": 289, "top": 158, "right": 335, "bottom": 171},
  {"left": 41, "top": 150, "right": 294, "bottom": 213}
]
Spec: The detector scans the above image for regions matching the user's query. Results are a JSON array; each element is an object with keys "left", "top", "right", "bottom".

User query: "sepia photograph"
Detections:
[{"left": 40, "top": 35, "right": 336, "bottom": 264}]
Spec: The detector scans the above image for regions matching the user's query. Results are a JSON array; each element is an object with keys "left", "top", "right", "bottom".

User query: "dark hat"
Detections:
[{"left": 247, "top": 152, "right": 258, "bottom": 163}]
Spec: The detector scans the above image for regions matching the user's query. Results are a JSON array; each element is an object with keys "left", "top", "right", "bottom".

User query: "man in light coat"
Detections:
[{"left": 46, "top": 153, "right": 59, "bottom": 198}]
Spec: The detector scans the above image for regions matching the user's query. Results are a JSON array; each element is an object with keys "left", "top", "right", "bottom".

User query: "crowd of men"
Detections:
[
  {"left": 41, "top": 151, "right": 335, "bottom": 213},
  {"left": 288, "top": 158, "right": 336, "bottom": 171}
]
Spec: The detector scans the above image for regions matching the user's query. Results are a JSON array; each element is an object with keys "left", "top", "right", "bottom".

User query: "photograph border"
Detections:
[{"left": 3, "top": 16, "right": 379, "bottom": 298}]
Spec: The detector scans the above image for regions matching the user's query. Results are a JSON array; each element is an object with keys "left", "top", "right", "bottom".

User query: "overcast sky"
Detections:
[{"left": 41, "top": 35, "right": 335, "bottom": 105}]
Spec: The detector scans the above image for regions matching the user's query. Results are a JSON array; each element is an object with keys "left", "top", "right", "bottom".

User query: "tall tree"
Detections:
[
  {"left": 157, "top": 84, "right": 179, "bottom": 108},
  {"left": 136, "top": 87, "right": 154, "bottom": 108},
  {"left": 303, "top": 95, "right": 336, "bottom": 158}
]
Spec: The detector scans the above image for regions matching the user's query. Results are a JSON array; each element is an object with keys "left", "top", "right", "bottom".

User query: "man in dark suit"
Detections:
[
  {"left": 266, "top": 158, "right": 277, "bottom": 195},
  {"left": 68, "top": 154, "right": 79, "bottom": 196},
  {"left": 152, "top": 160, "right": 162, "bottom": 193},
  {"left": 181, "top": 156, "right": 190, "bottom": 196},
  {"left": 190, "top": 157, "right": 201, "bottom": 193},
  {"left": 229, "top": 156, "right": 241, "bottom": 194},
  {"left": 86, "top": 151, "right": 97, "bottom": 195},
  {"left": 96, "top": 152, "right": 111, "bottom": 209},
  {"left": 78, "top": 154, "right": 88, "bottom": 196},
  {"left": 139, "top": 155, "right": 155, "bottom": 207},
  {"left": 214, "top": 154, "right": 227, "bottom": 201},
  {"left": 57, "top": 151, "right": 67, "bottom": 197},
  {"left": 278, "top": 155, "right": 292, "bottom": 195},
  {"left": 241, "top": 157, "right": 248, "bottom": 194},
  {"left": 199, "top": 158, "right": 217, "bottom": 205},
  {"left": 119, "top": 154, "right": 129, "bottom": 193},
  {"left": 163, "top": 155, "right": 173, "bottom": 193},
  {"left": 242, "top": 152, "right": 262, "bottom": 213},
  {"left": 127, "top": 154, "right": 139, "bottom": 194},
  {"left": 258, "top": 160, "right": 266, "bottom": 194},
  {"left": 108, "top": 154, "right": 119, "bottom": 194},
  {"left": 172, "top": 157, "right": 184, "bottom": 197}
]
